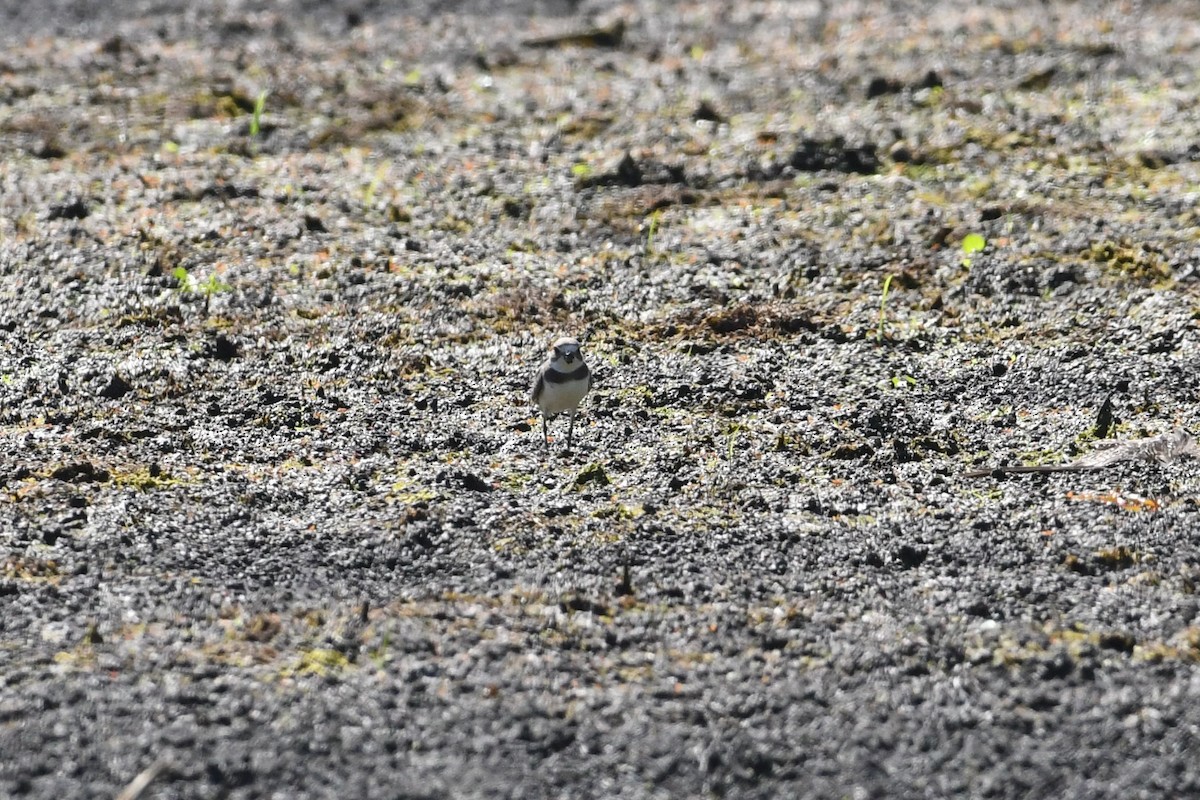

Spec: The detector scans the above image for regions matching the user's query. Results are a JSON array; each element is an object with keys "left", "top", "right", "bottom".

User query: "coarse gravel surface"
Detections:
[{"left": 4, "top": 1, "right": 1200, "bottom": 798}]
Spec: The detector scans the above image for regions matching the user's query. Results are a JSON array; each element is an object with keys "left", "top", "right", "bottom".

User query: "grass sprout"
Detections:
[
  {"left": 877, "top": 273, "right": 894, "bottom": 340},
  {"left": 250, "top": 90, "right": 268, "bottom": 138},
  {"left": 644, "top": 209, "right": 662, "bottom": 257}
]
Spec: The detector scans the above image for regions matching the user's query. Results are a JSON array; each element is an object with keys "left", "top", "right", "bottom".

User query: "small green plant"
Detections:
[
  {"left": 370, "top": 632, "right": 391, "bottom": 669},
  {"left": 198, "top": 273, "right": 231, "bottom": 311},
  {"left": 961, "top": 233, "right": 986, "bottom": 267},
  {"left": 249, "top": 90, "right": 268, "bottom": 137},
  {"left": 287, "top": 648, "right": 350, "bottom": 677},
  {"left": 362, "top": 161, "right": 391, "bottom": 208},
  {"left": 877, "top": 273, "right": 894, "bottom": 340},
  {"left": 173, "top": 266, "right": 231, "bottom": 314},
  {"left": 644, "top": 209, "right": 662, "bottom": 257},
  {"left": 726, "top": 422, "right": 748, "bottom": 461}
]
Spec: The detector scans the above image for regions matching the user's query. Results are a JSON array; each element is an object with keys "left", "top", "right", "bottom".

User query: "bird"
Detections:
[{"left": 531, "top": 336, "right": 594, "bottom": 450}]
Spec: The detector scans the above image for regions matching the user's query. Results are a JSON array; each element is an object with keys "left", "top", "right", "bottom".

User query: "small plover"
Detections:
[{"left": 531, "top": 336, "right": 594, "bottom": 449}]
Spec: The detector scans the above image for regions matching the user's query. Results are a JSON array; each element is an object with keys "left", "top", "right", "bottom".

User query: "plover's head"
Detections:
[{"left": 548, "top": 336, "right": 584, "bottom": 369}]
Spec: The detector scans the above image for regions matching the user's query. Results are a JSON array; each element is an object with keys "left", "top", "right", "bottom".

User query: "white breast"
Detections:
[{"left": 537, "top": 374, "right": 590, "bottom": 416}]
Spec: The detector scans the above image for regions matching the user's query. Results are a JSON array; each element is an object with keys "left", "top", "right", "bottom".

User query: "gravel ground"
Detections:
[{"left": 4, "top": 1, "right": 1200, "bottom": 798}]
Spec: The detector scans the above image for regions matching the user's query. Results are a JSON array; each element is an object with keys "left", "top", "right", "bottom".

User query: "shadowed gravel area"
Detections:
[{"left": 3, "top": 1, "right": 1200, "bottom": 797}]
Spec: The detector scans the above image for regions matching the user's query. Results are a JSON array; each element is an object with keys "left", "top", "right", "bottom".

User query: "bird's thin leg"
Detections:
[
  {"left": 542, "top": 415, "right": 549, "bottom": 448},
  {"left": 566, "top": 409, "right": 576, "bottom": 450}
]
